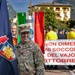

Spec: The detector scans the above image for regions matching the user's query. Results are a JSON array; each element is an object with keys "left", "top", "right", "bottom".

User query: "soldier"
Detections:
[{"left": 15, "top": 24, "right": 45, "bottom": 75}]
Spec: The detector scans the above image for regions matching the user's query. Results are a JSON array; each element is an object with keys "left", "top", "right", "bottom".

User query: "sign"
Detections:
[{"left": 44, "top": 40, "right": 75, "bottom": 65}]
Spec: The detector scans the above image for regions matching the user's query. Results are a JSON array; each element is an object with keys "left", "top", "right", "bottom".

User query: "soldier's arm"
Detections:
[
  {"left": 14, "top": 44, "right": 21, "bottom": 61},
  {"left": 33, "top": 44, "right": 45, "bottom": 75}
]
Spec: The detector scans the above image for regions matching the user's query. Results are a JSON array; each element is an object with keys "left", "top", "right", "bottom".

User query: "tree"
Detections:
[
  {"left": 45, "top": 9, "right": 58, "bottom": 29},
  {"left": 67, "top": 20, "right": 75, "bottom": 28}
]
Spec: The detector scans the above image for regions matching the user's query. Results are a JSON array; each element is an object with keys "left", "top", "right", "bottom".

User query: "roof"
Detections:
[{"left": 31, "top": 2, "right": 71, "bottom": 7}]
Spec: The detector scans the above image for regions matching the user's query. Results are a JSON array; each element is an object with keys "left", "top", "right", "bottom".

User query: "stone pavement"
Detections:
[
  {"left": 45, "top": 66, "right": 75, "bottom": 75},
  {"left": 45, "top": 70, "right": 73, "bottom": 75}
]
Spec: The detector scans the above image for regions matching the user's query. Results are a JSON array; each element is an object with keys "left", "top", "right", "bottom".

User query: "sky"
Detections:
[{"left": 7, "top": 0, "right": 53, "bottom": 12}]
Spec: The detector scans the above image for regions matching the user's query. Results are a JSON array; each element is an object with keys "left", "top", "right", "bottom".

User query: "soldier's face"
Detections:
[{"left": 21, "top": 32, "right": 30, "bottom": 42}]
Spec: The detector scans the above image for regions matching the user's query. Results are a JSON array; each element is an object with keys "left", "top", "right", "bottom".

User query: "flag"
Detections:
[
  {"left": 34, "top": 12, "right": 44, "bottom": 54},
  {"left": 17, "top": 12, "right": 26, "bottom": 42},
  {"left": 17, "top": 12, "right": 26, "bottom": 25},
  {"left": 0, "top": 0, "right": 19, "bottom": 75}
]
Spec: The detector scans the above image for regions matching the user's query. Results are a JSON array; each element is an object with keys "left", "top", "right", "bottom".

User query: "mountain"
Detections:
[
  {"left": 55, "top": 0, "right": 75, "bottom": 6},
  {"left": 54, "top": 0, "right": 68, "bottom": 4},
  {"left": 7, "top": 1, "right": 16, "bottom": 18}
]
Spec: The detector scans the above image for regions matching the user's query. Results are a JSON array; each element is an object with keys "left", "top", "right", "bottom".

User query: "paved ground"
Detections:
[
  {"left": 45, "top": 70, "right": 75, "bottom": 75},
  {"left": 45, "top": 66, "right": 75, "bottom": 75}
]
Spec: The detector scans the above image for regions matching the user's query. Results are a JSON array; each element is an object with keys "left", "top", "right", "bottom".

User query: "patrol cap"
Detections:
[{"left": 19, "top": 24, "right": 30, "bottom": 33}]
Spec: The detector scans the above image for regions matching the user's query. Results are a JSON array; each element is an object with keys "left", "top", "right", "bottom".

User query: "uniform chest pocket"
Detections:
[
  {"left": 19, "top": 48, "right": 32, "bottom": 56},
  {"left": 18, "top": 49, "right": 31, "bottom": 62}
]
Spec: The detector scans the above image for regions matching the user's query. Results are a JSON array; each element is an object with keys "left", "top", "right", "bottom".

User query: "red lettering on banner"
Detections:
[
  {"left": 52, "top": 48, "right": 75, "bottom": 52},
  {"left": 45, "top": 59, "right": 51, "bottom": 62},
  {"left": 45, "top": 42, "right": 57, "bottom": 46},
  {"left": 45, "top": 59, "right": 75, "bottom": 63},
  {"left": 60, "top": 53, "right": 75, "bottom": 57},
  {"left": 47, "top": 53, "right": 58, "bottom": 57},
  {"left": 45, "top": 48, "right": 51, "bottom": 52},
  {"left": 58, "top": 42, "right": 75, "bottom": 46}
]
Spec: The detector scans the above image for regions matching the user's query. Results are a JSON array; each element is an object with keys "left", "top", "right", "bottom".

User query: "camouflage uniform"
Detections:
[{"left": 15, "top": 40, "right": 45, "bottom": 75}]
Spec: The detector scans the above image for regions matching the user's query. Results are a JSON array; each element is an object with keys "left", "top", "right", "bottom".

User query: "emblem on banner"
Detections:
[
  {"left": 0, "top": 35, "right": 16, "bottom": 60},
  {"left": 29, "top": 28, "right": 34, "bottom": 40}
]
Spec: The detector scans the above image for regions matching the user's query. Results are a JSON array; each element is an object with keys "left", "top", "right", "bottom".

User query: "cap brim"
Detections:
[{"left": 20, "top": 30, "right": 30, "bottom": 33}]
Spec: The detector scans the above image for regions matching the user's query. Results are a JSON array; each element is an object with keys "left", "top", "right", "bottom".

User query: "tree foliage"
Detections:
[
  {"left": 44, "top": 9, "right": 58, "bottom": 29},
  {"left": 57, "top": 20, "right": 70, "bottom": 30},
  {"left": 44, "top": 8, "right": 74, "bottom": 30},
  {"left": 67, "top": 20, "right": 75, "bottom": 28}
]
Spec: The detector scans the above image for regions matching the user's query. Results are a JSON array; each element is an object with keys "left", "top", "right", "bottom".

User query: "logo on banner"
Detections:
[{"left": 0, "top": 35, "right": 16, "bottom": 60}]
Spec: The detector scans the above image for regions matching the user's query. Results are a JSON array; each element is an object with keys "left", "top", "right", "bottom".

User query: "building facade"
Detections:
[{"left": 29, "top": 2, "right": 71, "bottom": 21}]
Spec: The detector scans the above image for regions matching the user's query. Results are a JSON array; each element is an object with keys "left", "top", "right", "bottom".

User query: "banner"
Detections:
[
  {"left": 34, "top": 12, "right": 44, "bottom": 53},
  {"left": 0, "top": 0, "right": 19, "bottom": 75},
  {"left": 44, "top": 40, "right": 75, "bottom": 65}
]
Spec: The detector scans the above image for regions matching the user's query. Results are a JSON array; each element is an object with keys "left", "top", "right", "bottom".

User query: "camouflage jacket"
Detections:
[{"left": 15, "top": 40, "right": 45, "bottom": 75}]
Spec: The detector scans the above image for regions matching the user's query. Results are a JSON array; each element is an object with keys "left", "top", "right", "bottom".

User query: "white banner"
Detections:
[{"left": 44, "top": 40, "right": 75, "bottom": 65}]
